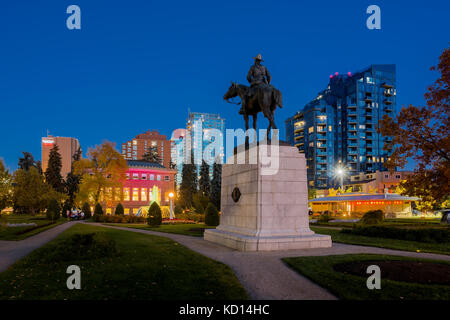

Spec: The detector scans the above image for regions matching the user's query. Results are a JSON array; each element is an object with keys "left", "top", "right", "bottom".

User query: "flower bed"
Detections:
[{"left": 162, "top": 219, "right": 195, "bottom": 225}]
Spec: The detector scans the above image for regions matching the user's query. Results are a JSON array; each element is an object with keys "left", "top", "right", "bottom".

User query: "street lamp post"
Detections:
[
  {"left": 336, "top": 168, "right": 344, "bottom": 189},
  {"left": 169, "top": 192, "right": 174, "bottom": 220}
]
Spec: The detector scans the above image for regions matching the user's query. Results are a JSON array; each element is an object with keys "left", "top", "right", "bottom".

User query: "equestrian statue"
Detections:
[{"left": 223, "top": 54, "right": 283, "bottom": 140}]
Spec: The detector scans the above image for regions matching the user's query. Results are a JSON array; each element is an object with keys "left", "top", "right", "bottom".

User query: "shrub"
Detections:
[
  {"left": 189, "top": 213, "right": 205, "bottom": 223},
  {"left": 147, "top": 202, "right": 162, "bottom": 227},
  {"left": 193, "top": 193, "right": 210, "bottom": 214},
  {"left": 318, "top": 214, "right": 332, "bottom": 223},
  {"left": 205, "top": 203, "right": 220, "bottom": 226},
  {"left": 90, "top": 214, "right": 145, "bottom": 224},
  {"left": 46, "top": 198, "right": 61, "bottom": 221},
  {"left": 115, "top": 203, "right": 124, "bottom": 215},
  {"left": 82, "top": 202, "right": 92, "bottom": 219},
  {"left": 341, "top": 226, "right": 450, "bottom": 243},
  {"left": 94, "top": 203, "right": 103, "bottom": 216},
  {"left": 174, "top": 205, "right": 183, "bottom": 215},
  {"left": 361, "top": 210, "right": 384, "bottom": 225}
]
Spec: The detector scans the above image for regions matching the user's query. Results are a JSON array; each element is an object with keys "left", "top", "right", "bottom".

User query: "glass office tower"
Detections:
[
  {"left": 186, "top": 112, "right": 225, "bottom": 177},
  {"left": 285, "top": 65, "right": 396, "bottom": 189}
]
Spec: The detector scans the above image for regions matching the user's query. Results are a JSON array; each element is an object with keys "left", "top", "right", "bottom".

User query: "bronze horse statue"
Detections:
[{"left": 223, "top": 82, "right": 283, "bottom": 140}]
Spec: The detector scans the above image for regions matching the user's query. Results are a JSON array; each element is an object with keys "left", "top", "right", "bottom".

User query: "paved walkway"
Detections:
[
  {"left": 87, "top": 223, "right": 450, "bottom": 300},
  {"left": 0, "top": 221, "right": 79, "bottom": 273},
  {"left": 1, "top": 221, "right": 449, "bottom": 300}
]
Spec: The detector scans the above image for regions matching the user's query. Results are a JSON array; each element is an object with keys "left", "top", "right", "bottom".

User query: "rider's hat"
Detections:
[{"left": 252, "top": 54, "right": 263, "bottom": 61}]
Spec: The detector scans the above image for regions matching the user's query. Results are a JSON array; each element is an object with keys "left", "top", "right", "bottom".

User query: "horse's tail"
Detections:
[{"left": 273, "top": 89, "right": 283, "bottom": 109}]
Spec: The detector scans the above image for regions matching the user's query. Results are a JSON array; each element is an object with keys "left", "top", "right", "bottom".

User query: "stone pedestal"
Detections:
[{"left": 204, "top": 144, "right": 332, "bottom": 251}]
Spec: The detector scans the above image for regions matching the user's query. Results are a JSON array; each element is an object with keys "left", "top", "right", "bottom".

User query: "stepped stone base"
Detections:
[
  {"left": 204, "top": 228, "right": 331, "bottom": 251},
  {"left": 204, "top": 143, "right": 332, "bottom": 251}
]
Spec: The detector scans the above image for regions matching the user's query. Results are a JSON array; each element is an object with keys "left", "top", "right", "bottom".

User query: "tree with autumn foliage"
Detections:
[
  {"left": 74, "top": 141, "right": 127, "bottom": 207},
  {"left": 379, "top": 46, "right": 450, "bottom": 210}
]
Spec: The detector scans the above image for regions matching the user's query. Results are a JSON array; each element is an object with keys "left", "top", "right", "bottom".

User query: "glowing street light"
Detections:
[
  {"left": 169, "top": 192, "right": 174, "bottom": 220},
  {"left": 334, "top": 165, "right": 346, "bottom": 189}
]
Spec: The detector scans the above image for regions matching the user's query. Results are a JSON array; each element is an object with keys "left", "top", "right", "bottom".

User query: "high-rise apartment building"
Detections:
[
  {"left": 41, "top": 136, "right": 80, "bottom": 179},
  {"left": 285, "top": 64, "right": 396, "bottom": 189},
  {"left": 170, "top": 129, "right": 186, "bottom": 187},
  {"left": 186, "top": 112, "right": 225, "bottom": 176},
  {"left": 121, "top": 130, "right": 171, "bottom": 169}
]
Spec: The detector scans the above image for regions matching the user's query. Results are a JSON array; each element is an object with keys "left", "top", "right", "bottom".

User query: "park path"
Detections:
[
  {"left": 0, "top": 221, "right": 79, "bottom": 273},
  {"left": 88, "top": 223, "right": 450, "bottom": 300},
  {"left": 1, "top": 221, "right": 449, "bottom": 300}
]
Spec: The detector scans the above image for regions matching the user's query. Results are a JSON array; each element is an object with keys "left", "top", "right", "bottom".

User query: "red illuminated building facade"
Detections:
[{"left": 104, "top": 160, "right": 176, "bottom": 215}]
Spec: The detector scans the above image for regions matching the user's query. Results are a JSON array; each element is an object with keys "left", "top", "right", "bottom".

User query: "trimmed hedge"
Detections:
[
  {"left": 93, "top": 214, "right": 145, "bottom": 224},
  {"left": 147, "top": 202, "right": 162, "bottom": 227},
  {"left": 115, "top": 203, "right": 124, "bottom": 215},
  {"left": 82, "top": 202, "right": 92, "bottom": 219},
  {"left": 341, "top": 226, "right": 450, "bottom": 243},
  {"left": 361, "top": 210, "right": 384, "bottom": 225},
  {"left": 46, "top": 198, "right": 61, "bottom": 221},
  {"left": 94, "top": 203, "right": 103, "bottom": 216},
  {"left": 205, "top": 203, "right": 220, "bottom": 226}
]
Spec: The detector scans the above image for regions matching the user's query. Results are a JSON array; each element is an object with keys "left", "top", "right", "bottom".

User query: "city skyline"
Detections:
[{"left": 1, "top": 1, "right": 448, "bottom": 171}]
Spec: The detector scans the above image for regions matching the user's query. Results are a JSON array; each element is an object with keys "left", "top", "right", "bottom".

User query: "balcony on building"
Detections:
[
  {"left": 317, "top": 143, "right": 327, "bottom": 151},
  {"left": 317, "top": 156, "right": 327, "bottom": 163},
  {"left": 348, "top": 117, "right": 357, "bottom": 124},
  {"left": 364, "top": 92, "right": 373, "bottom": 105},
  {"left": 316, "top": 115, "right": 327, "bottom": 123}
]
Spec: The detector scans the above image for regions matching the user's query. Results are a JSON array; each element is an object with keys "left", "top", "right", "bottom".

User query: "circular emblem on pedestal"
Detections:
[{"left": 231, "top": 187, "right": 241, "bottom": 203}]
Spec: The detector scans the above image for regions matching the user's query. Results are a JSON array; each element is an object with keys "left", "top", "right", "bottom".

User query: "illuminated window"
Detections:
[
  {"left": 141, "top": 188, "right": 147, "bottom": 202},
  {"left": 132, "top": 188, "right": 139, "bottom": 201},
  {"left": 141, "top": 174, "right": 147, "bottom": 180},
  {"left": 133, "top": 173, "right": 139, "bottom": 179},
  {"left": 124, "top": 208, "right": 130, "bottom": 215},
  {"left": 150, "top": 174, "right": 154, "bottom": 180},
  {"left": 157, "top": 175, "right": 161, "bottom": 181},
  {"left": 328, "top": 125, "right": 332, "bottom": 132},
  {"left": 106, "top": 208, "right": 112, "bottom": 214},
  {"left": 133, "top": 140, "right": 137, "bottom": 145},
  {"left": 123, "top": 188, "right": 130, "bottom": 201},
  {"left": 151, "top": 141, "right": 157, "bottom": 147},
  {"left": 308, "top": 126, "right": 314, "bottom": 133}
]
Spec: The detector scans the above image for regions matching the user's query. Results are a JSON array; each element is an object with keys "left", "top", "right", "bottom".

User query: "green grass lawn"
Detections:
[
  {"left": 105, "top": 223, "right": 217, "bottom": 237},
  {"left": 0, "top": 223, "right": 247, "bottom": 300},
  {"left": 311, "top": 227, "right": 450, "bottom": 255},
  {"left": 310, "top": 217, "right": 444, "bottom": 230},
  {"left": 0, "top": 215, "right": 67, "bottom": 240},
  {"left": 283, "top": 254, "right": 450, "bottom": 300}
]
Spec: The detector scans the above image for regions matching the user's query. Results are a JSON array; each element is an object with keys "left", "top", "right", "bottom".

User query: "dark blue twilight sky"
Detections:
[{"left": 0, "top": 0, "right": 448, "bottom": 171}]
